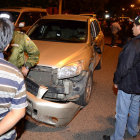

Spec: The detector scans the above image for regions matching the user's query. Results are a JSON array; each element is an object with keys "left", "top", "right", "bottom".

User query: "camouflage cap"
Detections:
[{"left": 134, "top": 15, "right": 140, "bottom": 25}]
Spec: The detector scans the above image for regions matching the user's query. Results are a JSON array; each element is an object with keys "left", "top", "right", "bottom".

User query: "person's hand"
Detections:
[
  {"left": 114, "top": 84, "right": 118, "bottom": 88},
  {"left": 21, "top": 66, "right": 29, "bottom": 77}
]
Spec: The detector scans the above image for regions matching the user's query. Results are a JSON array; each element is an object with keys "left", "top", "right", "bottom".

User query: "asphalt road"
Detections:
[{"left": 18, "top": 37, "right": 140, "bottom": 140}]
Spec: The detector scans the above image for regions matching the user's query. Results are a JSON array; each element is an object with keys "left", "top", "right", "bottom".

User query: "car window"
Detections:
[
  {"left": 0, "top": 11, "right": 20, "bottom": 23},
  {"left": 18, "top": 12, "right": 46, "bottom": 26},
  {"left": 90, "top": 22, "right": 96, "bottom": 38},
  {"left": 93, "top": 20, "right": 100, "bottom": 36},
  {"left": 28, "top": 19, "right": 87, "bottom": 43},
  {"left": 40, "top": 12, "right": 47, "bottom": 17},
  {"left": 90, "top": 20, "right": 100, "bottom": 38}
]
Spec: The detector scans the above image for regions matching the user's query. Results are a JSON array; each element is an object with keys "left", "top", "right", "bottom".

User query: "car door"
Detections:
[{"left": 90, "top": 20, "right": 103, "bottom": 66}]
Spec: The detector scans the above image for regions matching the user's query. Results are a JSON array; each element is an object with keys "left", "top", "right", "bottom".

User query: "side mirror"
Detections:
[
  {"left": 94, "top": 45, "right": 102, "bottom": 54},
  {"left": 18, "top": 22, "right": 25, "bottom": 28}
]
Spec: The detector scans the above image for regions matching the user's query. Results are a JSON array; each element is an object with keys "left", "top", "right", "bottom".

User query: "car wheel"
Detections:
[{"left": 76, "top": 71, "right": 93, "bottom": 106}]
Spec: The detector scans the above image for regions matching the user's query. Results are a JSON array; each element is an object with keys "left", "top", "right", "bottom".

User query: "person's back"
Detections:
[
  {"left": 110, "top": 19, "right": 121, "bottom": 46},
  {"left": 0, "top": 56, "right": 27, "bottom": 139},
  {"left": 111, "top": 21, "right": 121, "bottom": 34}
]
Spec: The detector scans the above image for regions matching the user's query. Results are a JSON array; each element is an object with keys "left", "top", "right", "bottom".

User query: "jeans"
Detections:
[{"left": 111, "top": 90, "right": 140, "bottom": 140}]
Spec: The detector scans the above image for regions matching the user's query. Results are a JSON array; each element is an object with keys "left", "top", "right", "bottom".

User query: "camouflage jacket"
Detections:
[{"left": 8, "top": 31, "right": 40, "bottom": 68}]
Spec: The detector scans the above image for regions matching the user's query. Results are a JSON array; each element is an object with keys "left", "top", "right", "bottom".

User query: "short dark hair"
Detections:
[{"left": 0, "top": 18, "right": 14, "bottom": 52}]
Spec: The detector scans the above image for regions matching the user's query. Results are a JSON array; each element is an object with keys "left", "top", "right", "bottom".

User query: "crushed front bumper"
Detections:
[{"left": 26, "top": 91, "right": 81, "bottom": 127}]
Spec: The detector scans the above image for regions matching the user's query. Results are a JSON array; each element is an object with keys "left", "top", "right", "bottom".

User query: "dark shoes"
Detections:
[
  {"left": 133, "top": 135, "right": 137, "bottom": 138},
  {"left": 103, "top": 135, "right": 110, "bottom": 140},
  {"left": 103, "top": 135, "right": 137, "bottom": 139}
]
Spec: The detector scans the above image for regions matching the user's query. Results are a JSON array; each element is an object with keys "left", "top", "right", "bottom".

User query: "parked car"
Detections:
[
  {"left": 80, "top": 13, "right": 96, "bottom": 18},
  {"left": 25, "top": 14, "right": 104, "bottom": 127},
  {"left": 0, "top": 7, "right": 47, "bottom": 32},
  {"left": 119, "top": 16, "right": 131, "bottom": 22}
]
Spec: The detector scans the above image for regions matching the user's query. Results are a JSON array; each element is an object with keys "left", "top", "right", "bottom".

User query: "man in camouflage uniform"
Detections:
[{"left": 7, "top": 30, "right": 40, "bottom": 76}]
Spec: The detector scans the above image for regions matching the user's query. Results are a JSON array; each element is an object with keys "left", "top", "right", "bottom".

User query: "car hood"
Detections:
[{"left": 33, "top": 40, "right": 87, "bottom": 68}]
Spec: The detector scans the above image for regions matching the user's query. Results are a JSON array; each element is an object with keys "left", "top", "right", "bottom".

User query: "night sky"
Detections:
[
  {"left": 0, "top": 0, "right": 134, "bottom": 10},
  {"left": 0, "top": 0, "right": 138, "bottom": 17}
]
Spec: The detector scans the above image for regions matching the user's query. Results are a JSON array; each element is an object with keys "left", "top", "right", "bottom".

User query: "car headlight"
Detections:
[{"left": 57, "top": 61, "right": 83, "bottom": 79}]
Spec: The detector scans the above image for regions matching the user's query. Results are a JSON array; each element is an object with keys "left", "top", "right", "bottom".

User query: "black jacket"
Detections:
[{"left": 113, "top": 34, "right": 140, "bottom": 94}]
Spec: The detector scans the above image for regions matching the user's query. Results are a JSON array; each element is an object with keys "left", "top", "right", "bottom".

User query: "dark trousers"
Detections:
[{"left": 111, "top": 33, "right": 118, "bottom": 46}]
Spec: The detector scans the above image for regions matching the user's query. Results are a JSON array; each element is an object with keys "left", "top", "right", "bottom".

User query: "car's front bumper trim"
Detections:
[{"left": 26, "top": 91, "right": 81, "bottom": 127}]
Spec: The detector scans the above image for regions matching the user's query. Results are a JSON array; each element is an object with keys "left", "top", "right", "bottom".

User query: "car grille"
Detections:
[
  {"left": 25, "top": 65, "right": 65, "bottom": 97},
  {"left": 27, "top": 65, "right": 57, "bottom": 86},
  {"left": 25, "top": 77, "right": 39, "bottom": 96}
]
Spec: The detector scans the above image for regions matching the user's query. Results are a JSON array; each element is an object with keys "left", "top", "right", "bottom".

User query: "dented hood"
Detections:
[{"left": 33, "top": 40, "right": 87, "bottom": 68}]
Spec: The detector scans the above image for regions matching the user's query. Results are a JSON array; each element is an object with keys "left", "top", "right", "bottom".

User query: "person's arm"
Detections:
[
  {"left": 22, "top": 34, "right": 40, "bottom": 76},
  {"left": 0, "top": 108, "right": 25, "bottom": 136},
  {"left": 114, "top": 84, "right": 118, "bottom": 88},
  {"left": 21, "top": 66, "right": 29, "bottom": 77},
  {"left": 24, "top": 34, "right": 40, "bottom": 68},
  {"left": 113, "top": 40, "right": 140, "bottom": 85}
]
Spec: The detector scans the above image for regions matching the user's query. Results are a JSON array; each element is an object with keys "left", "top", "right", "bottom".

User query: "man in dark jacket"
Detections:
[{"left": 103, "top": 15, "right": 140, "bottom": 140}]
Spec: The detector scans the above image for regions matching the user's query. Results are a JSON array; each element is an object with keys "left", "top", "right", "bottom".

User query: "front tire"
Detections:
[{"left": 76, "top": 71, "right": 93, "bottom": 106}]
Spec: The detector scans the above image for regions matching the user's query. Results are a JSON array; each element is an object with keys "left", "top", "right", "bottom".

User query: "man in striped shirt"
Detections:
[{"left": 0, "top": 18, "right": 27, "bottom": 140}]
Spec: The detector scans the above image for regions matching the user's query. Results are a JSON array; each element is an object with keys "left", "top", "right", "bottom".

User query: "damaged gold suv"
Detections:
[{"left": 26, "top": 14, "right": 104, "bottom": 127}]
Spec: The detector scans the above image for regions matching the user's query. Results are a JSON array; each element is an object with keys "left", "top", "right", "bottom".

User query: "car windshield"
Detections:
[
  {"left": 28, "top": 19, "right": 87, "bottom": 43},
  {"left": 0, "top": 11, "right": 20, "bottom": 23}
]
